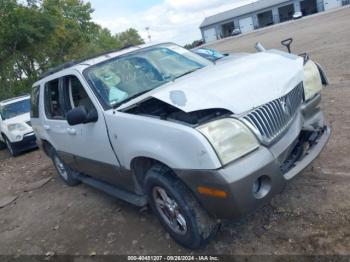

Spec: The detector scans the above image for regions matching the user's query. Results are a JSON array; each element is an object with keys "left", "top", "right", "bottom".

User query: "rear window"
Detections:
[{"left": 31, "top": 85, "right": 40, "bottom": 118}]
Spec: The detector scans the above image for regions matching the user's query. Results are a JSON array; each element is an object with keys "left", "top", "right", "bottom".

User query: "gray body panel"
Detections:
[{"left": 176, "top": 99, "right": 330, "bottom": 219}]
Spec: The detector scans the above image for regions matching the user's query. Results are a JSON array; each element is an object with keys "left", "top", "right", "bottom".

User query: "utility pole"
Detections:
[{"left": 145, "top": 27, "right": 152, "bottom": 43}]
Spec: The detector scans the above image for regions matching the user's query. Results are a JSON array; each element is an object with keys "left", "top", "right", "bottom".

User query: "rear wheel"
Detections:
[
  {"left": 50, "top": 148, "right": 81, "bottom": 186},
  {"left": 144, "top": 165, "right": 220, "bottom": 249}
]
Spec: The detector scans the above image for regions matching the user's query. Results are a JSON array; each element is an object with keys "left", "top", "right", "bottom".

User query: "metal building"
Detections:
[{"left": 200, "top": 0, "right": 345, "bottom": 43}]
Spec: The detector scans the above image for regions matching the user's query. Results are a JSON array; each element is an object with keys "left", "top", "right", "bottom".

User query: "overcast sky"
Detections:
[{"left": 88, "top": 0, "right": 256, "bottom": 45}]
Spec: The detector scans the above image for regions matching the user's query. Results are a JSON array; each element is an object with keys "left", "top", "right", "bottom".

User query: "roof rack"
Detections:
[
  {"left": 38, "top": 44, "right": 136, "bottom": 80},
  {"left": 39, "top": 60, "right": 79, "bottom": 79}
]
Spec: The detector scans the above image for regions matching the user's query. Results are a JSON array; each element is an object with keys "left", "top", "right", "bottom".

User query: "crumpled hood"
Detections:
[{"left": 152, "top": 50, "right": 304, "bottom": 115}]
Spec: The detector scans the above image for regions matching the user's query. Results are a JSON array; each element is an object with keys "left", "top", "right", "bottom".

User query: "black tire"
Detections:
[
  {"left": 50, "top": 148, "right": 81, "bottom": 186},
  {"left": 0, "top": 140, "right": 6, "bottom": 150},
  {"left": 144, "top": 165, "right": 220, "bottom": 249},
  {"left": 4, "top": 137, "right": 19, "bottom": 157}
]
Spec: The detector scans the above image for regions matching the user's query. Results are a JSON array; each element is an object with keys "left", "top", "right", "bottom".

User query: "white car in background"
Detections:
[
  {"left": 0, "top": 95, "right": 37, "bottom": 156},
  {"left": 293, "top": 11, "right": 303, "bottom": 19}
]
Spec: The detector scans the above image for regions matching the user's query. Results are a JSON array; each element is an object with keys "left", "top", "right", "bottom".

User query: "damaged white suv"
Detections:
[{"left": 31, "top": 42, "right": 330, "bottom": 249}]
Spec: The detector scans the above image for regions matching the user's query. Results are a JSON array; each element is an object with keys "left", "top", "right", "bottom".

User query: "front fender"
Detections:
[{"left": 104, "top": 110, "right": 221, "bottom": 170}]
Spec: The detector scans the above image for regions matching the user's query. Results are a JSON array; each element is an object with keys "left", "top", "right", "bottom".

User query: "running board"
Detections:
[{"left": 74, "top": 173, "right": 147, "bottom": 207}]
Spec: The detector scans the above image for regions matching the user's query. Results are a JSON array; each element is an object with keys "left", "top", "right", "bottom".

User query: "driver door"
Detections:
[{"left": 42, "top": 71, "right": 133, "bottom": 191}]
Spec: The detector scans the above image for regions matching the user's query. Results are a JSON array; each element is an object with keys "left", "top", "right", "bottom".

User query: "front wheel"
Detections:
[
  {"left": 50, "top": 148, "right": 81, "bottom": 186},
  {"left": 144, "top": 165, "right": 220, "bottom": 249},
  {"left": 4, "top": 137, "right": 18, "bottom": 156},
  {"left": 0, "top": 140, "right": 6, "bottom": 150}
]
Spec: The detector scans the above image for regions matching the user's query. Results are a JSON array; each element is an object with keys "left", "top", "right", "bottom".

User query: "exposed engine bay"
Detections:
[
  {"left": 280, "top": 126, "right": 327, "bottom": 174},
  {"left": 123, "top": 98, "right": 232, "bottom": 126}
]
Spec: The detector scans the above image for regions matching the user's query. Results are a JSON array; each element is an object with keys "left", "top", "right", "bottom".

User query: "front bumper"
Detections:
[
  {"left": 11, "top": 133, "right": 38, "bottom": 153},
  {"left": 176, "top": 103, "right": 330, "bottom": 219}
]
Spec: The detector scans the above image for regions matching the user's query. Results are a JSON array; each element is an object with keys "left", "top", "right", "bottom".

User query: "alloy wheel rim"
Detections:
[
  {"left": 152, "top": 186, "right": 187, "bottom": 235},
  {"left": 54, "top": 156, "right": 68, "bottom": 180}
]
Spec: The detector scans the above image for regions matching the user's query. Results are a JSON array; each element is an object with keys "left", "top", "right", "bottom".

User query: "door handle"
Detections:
[
  {"left": 66, "top": 127, "right": 77, "bottom": 135},
  {"left": 43, "top": 125, "right": 51, "bottom": 131}
]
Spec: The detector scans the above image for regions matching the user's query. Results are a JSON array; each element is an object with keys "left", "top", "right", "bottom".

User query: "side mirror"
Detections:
[{"left": 66, "top": 106, "right": 98, "bottom": 126}]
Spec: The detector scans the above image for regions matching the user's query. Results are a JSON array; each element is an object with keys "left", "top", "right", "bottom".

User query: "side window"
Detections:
[
  {"left": 63, "top": 75, "right": 95, "bottom": 113},
  {"left": 44, "top": 79, "right": 64, "bottom": 120},
  {"left": 30, "top": 85, "right": 40, "bottom": 118}
]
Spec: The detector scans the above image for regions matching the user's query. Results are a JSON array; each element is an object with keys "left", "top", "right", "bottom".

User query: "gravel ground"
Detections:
[{"left": 0, "top": 6, "right": 350, "bottom": 256}]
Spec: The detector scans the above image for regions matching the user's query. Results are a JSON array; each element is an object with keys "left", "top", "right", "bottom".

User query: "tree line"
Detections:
[{"left": 0, "top": 0, "right": 145, "bottom": 100}]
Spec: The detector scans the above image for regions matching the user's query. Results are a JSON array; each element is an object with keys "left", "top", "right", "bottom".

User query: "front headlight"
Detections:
[
  {"left": 304, "top": 60, "right": 323, "bottom": 101},
  {"left": 7, "top": 123, "right": 27, "bottom": 132},
  {"left": 197, "top": 118, "right": 259, "bottom": 165}
]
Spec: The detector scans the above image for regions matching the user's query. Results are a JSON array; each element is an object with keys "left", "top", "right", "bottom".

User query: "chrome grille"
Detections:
[{"left": 242, "top": 83, "right": 304, "bottom": 145}]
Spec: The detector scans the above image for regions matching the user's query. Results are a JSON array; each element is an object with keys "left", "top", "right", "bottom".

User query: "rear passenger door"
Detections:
[{"left": 42, "top": 71, "right": 134, "bottom": 191}]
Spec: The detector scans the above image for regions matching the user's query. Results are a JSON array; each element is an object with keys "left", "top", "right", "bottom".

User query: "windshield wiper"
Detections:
[
  {"left": 112, "top": 89, "right": 153, "bottom": 109},
  {"left": 173, "top": 67, "right": 202, "bottom": 80}
]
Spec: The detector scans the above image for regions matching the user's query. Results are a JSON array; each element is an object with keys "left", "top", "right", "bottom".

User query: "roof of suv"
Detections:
[{"left": 0, "top": 94, "right": 30, "bottom": 106}]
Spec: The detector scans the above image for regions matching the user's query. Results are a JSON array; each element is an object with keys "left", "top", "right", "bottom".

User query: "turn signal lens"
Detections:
[{"left": 197, "top": 186, "right": 228, "bottom": 198}]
